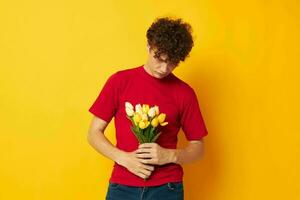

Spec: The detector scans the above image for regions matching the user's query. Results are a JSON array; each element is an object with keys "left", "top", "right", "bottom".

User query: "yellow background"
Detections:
[{"left": 1, "top": 0, "right": 299, "bottom": 199}]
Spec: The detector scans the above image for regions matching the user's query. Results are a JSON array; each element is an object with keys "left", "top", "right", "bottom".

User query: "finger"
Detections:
[
  {"left": 140, "top": 169, "right": 151, "bottom": 177},
  {"left": 143, "top": 165, "right": 155, "bottom": 171},
  {"left": 137, "top": 171, "right": 147, "bottom": 179},
  {"left": 136, "top": 153, "right": 152, "bottom": 158},
  {"left": 139, "top": 158, "right": 157, "bottom": 165},
  {"left": 136, "top": 148, "right": 152, "bottom": 154},
  {"left": 138, "top": 143, "right": 156, "bottom": 149},
  {"left": 137, "top": 170, "right": 150, "bottom": 179}
]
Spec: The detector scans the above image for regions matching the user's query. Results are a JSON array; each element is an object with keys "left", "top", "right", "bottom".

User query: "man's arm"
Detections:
[
  {"left": 137, "top": 139, "right": 205, "bottom": 165},
  {"left": 170, "top": 139, "right": 205, "bottom": 165},
  {"left": 87, "top": 116, "right": 125, "bottom": 164},
  {"left": 87, "top": 116, "right": 155, "bottom": 179}
]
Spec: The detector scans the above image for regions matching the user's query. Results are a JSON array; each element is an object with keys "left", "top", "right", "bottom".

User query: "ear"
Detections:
[{"left": 146, "top": 42, "right": 150, "bottom": 52}]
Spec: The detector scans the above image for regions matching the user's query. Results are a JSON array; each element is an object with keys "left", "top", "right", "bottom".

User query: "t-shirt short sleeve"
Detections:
[
  {"left": 88, "top": 72, "right": 119, "bottom": 123},
  {"left": 180, "top": 88, "right": 208, "bottom": 140}
]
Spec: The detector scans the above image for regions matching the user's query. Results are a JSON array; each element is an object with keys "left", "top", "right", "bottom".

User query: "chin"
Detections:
[{"left": 156, "top": 74, "right": 164, "bottom": 78}]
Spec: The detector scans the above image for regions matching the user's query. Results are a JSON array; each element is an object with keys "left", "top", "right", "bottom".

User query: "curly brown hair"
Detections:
[{"left": 146, "top": 17, "right": 194, "bottom": 65}]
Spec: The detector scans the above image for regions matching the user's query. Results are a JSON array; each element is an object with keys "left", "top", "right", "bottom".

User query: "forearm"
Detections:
[
  {"left": 168, "top": 143, "right": 204, "bottom": 165},
  {"left": 87, "top": 130, "right": 125, "bottom": 164}
]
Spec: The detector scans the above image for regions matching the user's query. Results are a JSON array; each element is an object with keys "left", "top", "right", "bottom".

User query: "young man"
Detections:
[{"left": 87, "top": 17, "right": 208, "bottom": 200}]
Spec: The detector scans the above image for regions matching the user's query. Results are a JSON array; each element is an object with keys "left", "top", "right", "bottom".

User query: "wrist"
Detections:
[
  {"left": 169, "top": 149, "right": 178, "bottom": 164},
  {"left": 115, "top": 149, "right": 127, "bottom": 166}
]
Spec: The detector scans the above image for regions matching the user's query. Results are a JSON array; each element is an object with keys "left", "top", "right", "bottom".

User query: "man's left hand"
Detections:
[{"left": 135, "top": 143, "right": 175, "bottom": 165}]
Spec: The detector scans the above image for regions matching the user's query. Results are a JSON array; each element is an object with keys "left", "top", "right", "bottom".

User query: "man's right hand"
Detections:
[{"left": 116, "top": 150, "right": 155, "bottom": 179}]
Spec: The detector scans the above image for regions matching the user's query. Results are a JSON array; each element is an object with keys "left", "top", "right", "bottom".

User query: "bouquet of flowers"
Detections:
[{"left": 125, "top": 102, "right": 168, "bottom": 144}]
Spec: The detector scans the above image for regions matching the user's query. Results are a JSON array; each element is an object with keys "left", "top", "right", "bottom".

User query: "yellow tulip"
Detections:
[
  {"left": 142, "top": 104, "right": 150, "bottom": 114},
  {"left": 154, "top": 106, "right": 160, "bottom": 116},
  {"left": 133, "top": 113, "right": 142, "bottom": 125},
  {"left": 160, "top": 122, "right": 168, "bottom": 126},
  {"left": 139, "top": 120, "right": 150, "bottom": 129},
  {"left": 151, "top": 117, "right": 159, "bottom": 128},
  {"left": 157, "top": 113, "right": 166, "bottom": 123},
  {"left": 145, "top": 121, "right": 150, "bottom": 128}
]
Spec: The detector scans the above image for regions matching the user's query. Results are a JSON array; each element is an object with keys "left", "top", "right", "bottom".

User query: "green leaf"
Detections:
[
  {"left": 140, "top": 133, "right": 147, "bottom": 143},
  {"left": 130, "top": 126, "right": 144, "bottom": 143},
  {"left": 142, "top": 128, "right": 147, "bottom": 142},
  {"left": 126, "top": 115, "right": 136, "bottom": 126},
  {"left": 151, "top": 132, "right": 162, "bottom": 143},
  {"left": 149, "top": 127, "right": 155, "bottom": 142},
  {"left": 145, "top": 127, "right": 151, "bottom": 142},
  {"left": 133, "top": 125, "right": 139, "bottom": 133},
  {"left": 130, "top": 126, "right": 138, "bottom": 137}
]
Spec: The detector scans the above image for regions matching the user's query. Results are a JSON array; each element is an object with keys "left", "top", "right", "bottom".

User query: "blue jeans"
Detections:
[{"left": 105, "top": 181, "right": 184, "bottom": 200}]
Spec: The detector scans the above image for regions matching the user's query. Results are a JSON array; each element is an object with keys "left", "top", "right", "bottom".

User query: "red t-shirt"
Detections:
[{"left": 88, "top": 65, "right": 208, "bottom": 186}]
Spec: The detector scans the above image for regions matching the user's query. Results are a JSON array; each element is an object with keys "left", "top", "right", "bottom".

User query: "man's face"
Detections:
[{"left": 145, "top": 43, "right": 178, "bottom": 79}]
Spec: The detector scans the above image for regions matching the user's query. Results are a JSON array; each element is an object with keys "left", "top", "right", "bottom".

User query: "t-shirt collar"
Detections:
[{"left": 139, "top": 65, "right": 172, "bottom": 82}]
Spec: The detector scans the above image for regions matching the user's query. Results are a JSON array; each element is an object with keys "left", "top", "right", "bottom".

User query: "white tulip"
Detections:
[
  {"left": 148, "top": 107, "right": 156, "bottom": 118},
  {"left": 141, "top": 113, "right": 148, "bottom": 121},
  {"left": 125, "top": 102, "right": 134, "bottom": 110},
  {"left": 135, "top": 104, "right": 142, "bottom": 115},
  {"left": 125, "top": 107, "right": 134, "bottom": 117}
]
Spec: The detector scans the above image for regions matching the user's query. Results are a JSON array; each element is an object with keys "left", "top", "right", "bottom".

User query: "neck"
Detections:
[{"left": 143, "top": 63, "right": 155, "bottom": 77}]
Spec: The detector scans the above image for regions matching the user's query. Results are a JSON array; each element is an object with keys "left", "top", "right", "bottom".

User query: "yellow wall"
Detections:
[{"left": 1, "top": 0, "right": 299, "bottom": 199}]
